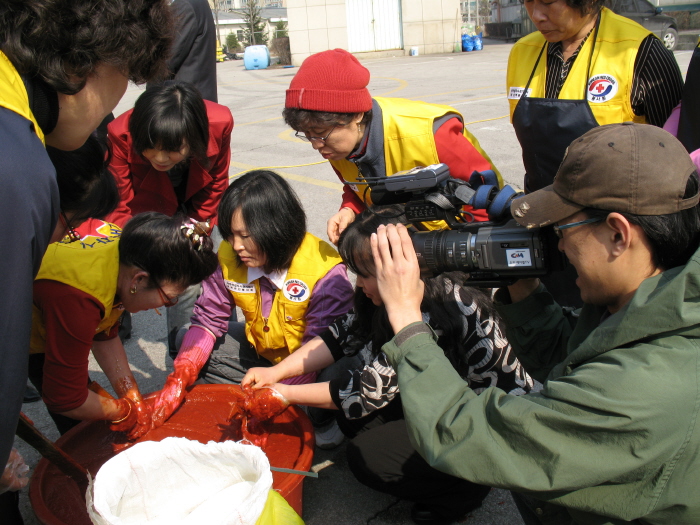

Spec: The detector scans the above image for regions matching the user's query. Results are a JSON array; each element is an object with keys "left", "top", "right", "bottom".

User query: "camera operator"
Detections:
[{"left": 372, "top": 122, "right": 700, "bottom": 524}]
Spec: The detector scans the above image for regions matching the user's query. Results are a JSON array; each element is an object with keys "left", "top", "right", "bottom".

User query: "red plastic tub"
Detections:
[{"left": 29, "top": 384, "right": 315, "bottom": 524}]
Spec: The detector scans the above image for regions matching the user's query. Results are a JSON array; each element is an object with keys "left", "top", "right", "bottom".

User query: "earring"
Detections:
[{"left": 130, "top": 286, "right": 137, "bottom": 294}]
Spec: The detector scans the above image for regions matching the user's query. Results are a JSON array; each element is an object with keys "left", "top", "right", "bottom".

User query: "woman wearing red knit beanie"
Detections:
[
  {"left": 283, "top": 48, "right": 503, "bottom": 245},
  {"left": 283, "top": 48, "right": 501, "bottom": 525}
]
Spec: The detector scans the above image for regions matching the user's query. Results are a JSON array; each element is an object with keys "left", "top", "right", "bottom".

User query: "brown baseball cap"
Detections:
[{"left": 511, "top": 122, "right": 699, "bottom": 228}]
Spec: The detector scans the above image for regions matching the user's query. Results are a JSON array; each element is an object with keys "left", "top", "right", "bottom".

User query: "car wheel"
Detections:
[{"left": 662, "top": 27, "right": 678, "bottom": 51}]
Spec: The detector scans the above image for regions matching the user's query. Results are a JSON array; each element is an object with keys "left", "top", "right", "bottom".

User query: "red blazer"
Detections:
[{"left": 106, "top": 100, "right": 233, "bottom": 227}]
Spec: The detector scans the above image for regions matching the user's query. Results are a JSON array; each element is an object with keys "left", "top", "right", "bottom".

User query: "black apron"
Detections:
[
  {"left": 511, "top": 21, "right": 601, "bottom": 308},
  {"left": 512, "top": 17, "right": 601, "bottom": 193},
  {"left": 677, "top": 43, "right": 700, "bottom": 154}
]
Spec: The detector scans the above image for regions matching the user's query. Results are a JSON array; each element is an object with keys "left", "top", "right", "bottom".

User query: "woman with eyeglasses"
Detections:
[
  {"left": 106, "top": 80, "right": 233, "bottom": 355},
  {"left": 283, "top": 48, "right": 503, "bottom": 245},
  {"left": 147, "top": 170, "right": 354, "bottom": 428},
  {"left": 29, "top": 138, "right": 218, "bottom": 438}
]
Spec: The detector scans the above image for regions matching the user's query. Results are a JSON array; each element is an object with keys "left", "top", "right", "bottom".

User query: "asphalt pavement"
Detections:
[{"left": 14, "top": 40, "right": 694, "bottom": 525}]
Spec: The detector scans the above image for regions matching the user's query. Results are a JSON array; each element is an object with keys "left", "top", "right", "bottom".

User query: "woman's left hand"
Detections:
[
  {"left": 371, "top": 224, "right": 424, "bottom": 334},
  {"left": 110, "top": 395, "right": 153, "bottom": 440}
]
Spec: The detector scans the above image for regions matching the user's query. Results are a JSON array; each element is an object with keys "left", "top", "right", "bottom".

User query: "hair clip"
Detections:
[{"left": 181, "top": 219, "right": 210, "bottom": 252}]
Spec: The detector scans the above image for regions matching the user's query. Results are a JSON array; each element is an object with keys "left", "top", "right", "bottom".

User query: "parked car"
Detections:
[{"left": 605, "top": 0, "right": 678, "bottom": 51}]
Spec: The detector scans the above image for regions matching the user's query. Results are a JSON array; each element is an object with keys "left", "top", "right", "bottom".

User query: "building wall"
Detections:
[
  {"left": 287, "top": 0, "right": 462, "bottom": 65},
  {"left": 402, "top": 0, "right": 462, "bottom": 56},
  {"left": 287, "top": 0, "right": 349, "bottom": 63}
]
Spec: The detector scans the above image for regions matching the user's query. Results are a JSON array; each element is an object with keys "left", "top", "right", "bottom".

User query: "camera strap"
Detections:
[{"left": 487, "top": 185, "right": 518, "bottom": 221}]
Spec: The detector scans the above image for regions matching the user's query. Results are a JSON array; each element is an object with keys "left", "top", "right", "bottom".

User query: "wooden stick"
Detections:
[{"left": 16, "top": 413, "right": 89, "bottom": 493}]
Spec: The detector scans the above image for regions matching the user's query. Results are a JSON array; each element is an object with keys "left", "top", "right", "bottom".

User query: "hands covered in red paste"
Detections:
[
  {"left": 243, "top": 385, "right": 290, "bottom": 421},
  {"left": 109, "top": 396, "right": 152, "bottom": 440},
  {"left": 227, "top": 385, "right": 290, "bottom": 448},
  {"left": 147, "top": 362, "right": 199, "bottom": 428},
  {"left": 0, "top": 448, "right": 29, "bottom": 495}
]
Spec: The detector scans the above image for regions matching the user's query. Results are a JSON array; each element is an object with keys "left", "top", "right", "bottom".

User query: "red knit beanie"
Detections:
[{"left": 285, "top": 49, "right": 372, "bottom": 113}]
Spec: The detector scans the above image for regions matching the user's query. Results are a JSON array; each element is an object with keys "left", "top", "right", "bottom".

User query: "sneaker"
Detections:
[
  {"left": 314, "top": 421, "right": 345, "bottom": 450},
  {"left": 23, "top": 385, "right": 41, "bottom": 404}
]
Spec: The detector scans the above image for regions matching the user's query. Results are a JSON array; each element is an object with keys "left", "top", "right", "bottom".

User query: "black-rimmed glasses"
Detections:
[
  {"left": 552, "top": 217, "right": 604, "bottom": 239},
  {"left": 156, "top": 284, "right": 179, "bottom": 307},
  {"left": 294, "top": 125, "right": 337, "bottom": 144}
]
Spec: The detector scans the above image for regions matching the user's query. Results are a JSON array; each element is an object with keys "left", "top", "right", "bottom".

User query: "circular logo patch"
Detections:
[
  {"left": 283, "top": 279, "right": 310, "bottom": 302},
  {"left": 587, "top": 74, "right": 618, "bottom": 103}
]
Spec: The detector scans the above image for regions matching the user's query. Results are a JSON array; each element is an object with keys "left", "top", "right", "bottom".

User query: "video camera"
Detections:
[{"left": 354, "top": 164, "right": 565, "bottom": 286}]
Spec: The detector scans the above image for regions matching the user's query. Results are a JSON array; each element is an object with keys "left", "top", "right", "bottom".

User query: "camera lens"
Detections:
[{"left": 411, "top": 230, "right": 476, "bottom": 274}]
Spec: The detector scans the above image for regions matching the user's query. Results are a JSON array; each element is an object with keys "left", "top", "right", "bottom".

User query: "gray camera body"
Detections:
[{"left": 359, "top": 164, "right": 563, "bottom": 286}]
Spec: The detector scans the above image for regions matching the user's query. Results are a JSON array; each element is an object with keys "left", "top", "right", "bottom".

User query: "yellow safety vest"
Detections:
[
  {"left": 0, "top": 51, "right": 45, "bottom": 144},
  {"left": 507, "top": 7, "right": 650, "bottom": 126},
  {"left": 30, "top": 221, "right": 122, "bottom": 354},
  {"left": 219, "top": 233, "right": 342, "bottom": 364},
  {"left": 331, "top": 97, "right": 501, "bottom": 229}
]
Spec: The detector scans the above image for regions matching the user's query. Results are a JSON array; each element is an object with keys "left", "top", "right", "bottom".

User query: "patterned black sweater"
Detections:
[{"left": 319, "top": 277, "right": 535, "bottom": 419}]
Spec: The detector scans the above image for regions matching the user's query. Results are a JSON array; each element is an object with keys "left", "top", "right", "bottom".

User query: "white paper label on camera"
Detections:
[
  {"left": 225, "top": 280, "right": 256, "bottom": 293},
  {"left": 506, "top": 248, "right": 532, "bottom": 267}
]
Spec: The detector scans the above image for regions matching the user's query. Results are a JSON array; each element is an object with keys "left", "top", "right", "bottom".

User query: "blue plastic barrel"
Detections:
[
  {"left": 473, "top": 33, "right": 483, "bottom": 51},
  {"left": 243, "top": 45, "right": 270, "bottom": 70}
]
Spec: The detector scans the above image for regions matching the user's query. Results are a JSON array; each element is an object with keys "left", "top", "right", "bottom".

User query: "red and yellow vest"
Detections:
[
  {"left": 0, "top": 51, "right": 44, "bottom": 144},
  {"left": 30, "top": 221, "right": 122, "bottom": 354},
  {"left": 331, "top": 96, "right": 503, "bottom": 199},
  {"left": 218, "top": 233, "right": 342, "bottom": 364},
  {"left": 507, "top": 8, "right": 650, "bottom": 125}
]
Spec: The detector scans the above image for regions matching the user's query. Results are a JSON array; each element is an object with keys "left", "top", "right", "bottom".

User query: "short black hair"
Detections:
[
  {"left": 520, "top": 0, "right": 604, "bottom": 16},
  {"left": 585, "top": 172, "right": 700, "bottom": 270},
  {"left": 120, "top": 212, "right": 218, "bottom": 289},
  {"left": 129, "top": 81, "right": 210, "bottom": 167},
  {"left": 338, "top": 204, "right": 406, "bottom": 277},
  {"left": 0, "top": 0, "right": 173, "bottom": 95},
  {"left": 217, "top": 170, "right": 306, "bottom": 273},
  {"left": 47, "top": 135, "right": 119, "bottom": 224},
  {"left": 338, "top": 205, "right": 494, "bottom": 369},
  {"left": 282, "top": 107, "right": 371, "bottom": 132}
]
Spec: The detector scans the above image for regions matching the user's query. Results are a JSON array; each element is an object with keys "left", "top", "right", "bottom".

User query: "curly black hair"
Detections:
[
  {"left": 0, "top": 0, "right": 174, "bottom": 94},
  {"left": 520, "top": 0, "right": 605, "bottom": 16}
]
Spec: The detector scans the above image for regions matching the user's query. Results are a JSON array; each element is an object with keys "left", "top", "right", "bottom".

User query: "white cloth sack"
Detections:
[{"left": 86, "top": 437, "right": 272, "bottom": 525}]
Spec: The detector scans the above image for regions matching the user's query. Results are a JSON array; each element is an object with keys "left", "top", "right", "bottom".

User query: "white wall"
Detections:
[
  {"left": 287, "top": 0, "right": 462, "bottom": 65},
  {"left": 402, "top": 0, "right": 462, "bottom": 56}
]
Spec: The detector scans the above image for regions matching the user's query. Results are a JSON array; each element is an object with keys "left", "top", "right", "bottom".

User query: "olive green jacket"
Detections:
[{"left": 383, "top": 249, "right": 700, "bottom": 524}]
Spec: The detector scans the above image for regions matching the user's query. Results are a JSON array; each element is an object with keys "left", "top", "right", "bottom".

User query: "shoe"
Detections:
[
  {"left": 314, "top": 421, "right": 345, "bottom": 450},
  {"left": 23, "top": 385, "right": 41, "bottom": 404},
  {"left": 411, "top": 501, "right": 482, "bottom": 525}
]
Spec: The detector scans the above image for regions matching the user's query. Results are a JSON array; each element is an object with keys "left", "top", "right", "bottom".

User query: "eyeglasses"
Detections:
[
  {"left": 59, "top": 212, "right": 80, "bottom": 243},
  {"left": 294, "top": 125, "right": 337, "bottom": 144},
  {"left": 552, "top": 217, "right": 604, "bottom": 239},
  {"left": 155, "top": 284, "right": 179, "bottom": 307}
]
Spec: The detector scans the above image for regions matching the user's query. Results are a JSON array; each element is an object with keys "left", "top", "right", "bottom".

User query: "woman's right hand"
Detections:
[
  {"left": 506, "top": 278, "right": 540, "bottom": 303},
  {"left": 327, "top": 207, "right": 356, "bottom": 245},
  {"left": 242, "top": 366, "right": 282, "bottom": 389},
  {"left": 0, "top": 448, "right": 29, "bottom": 495}
]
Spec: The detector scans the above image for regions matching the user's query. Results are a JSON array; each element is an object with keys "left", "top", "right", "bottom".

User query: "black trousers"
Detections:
[
  {"left": 0, "top": 490, "right": 23, "bottom": 525},
  {"left": 342, "top": 399, "right": 491, "bottom": 519}
]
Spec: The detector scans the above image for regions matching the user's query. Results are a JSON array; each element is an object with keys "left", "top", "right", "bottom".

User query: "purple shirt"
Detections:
[{"left": 191, "top": 263, "right": 354, "bottom": 344}]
